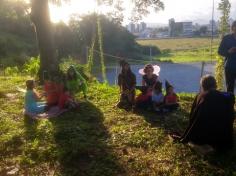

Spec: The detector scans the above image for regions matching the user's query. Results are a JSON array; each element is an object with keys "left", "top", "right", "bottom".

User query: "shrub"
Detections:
[
  {"left": 4, "top": 66, "right": 19, "bottom": 76},
  {"left": 22, "top": 56, "right": 40, "bottom": 76},
  {"left": 141, "top": 45, "right": 161, "bottom": 56}
]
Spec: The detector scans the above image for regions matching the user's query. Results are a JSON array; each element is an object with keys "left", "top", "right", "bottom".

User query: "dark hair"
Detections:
[
  {"left": 154, "top": 81, "right": 162, "bottom": 91},
  {"left": 144, "top": 64, "right": 154, "bottom": 74},
  {"left": 200, "top": 75, "right": 217, "bottom": 91},
  {"left": 67, "top": 66, "right": 77, "bottom": 80},
  {"left": 26, "top": 80, "right": 34, "bottom": 90},
  {"left": 232, "top": 21, "right": 236, "bottom": 30},
  {"left": 120, "top": 60, "right": 132, "bottom": 75}
]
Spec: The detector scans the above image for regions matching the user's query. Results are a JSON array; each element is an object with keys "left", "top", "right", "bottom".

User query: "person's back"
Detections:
[
  {"left": 186, "top": 90, "right": 235, "bottom": 149},
  {"left": 25, "top": 90, "right": 37, "bottom": 112},
  {"left": 180, "top": 75, "right": 235, "bottom": 150},
  {"left": 24, "top": 80, "right": 46, "bottom": 114}
]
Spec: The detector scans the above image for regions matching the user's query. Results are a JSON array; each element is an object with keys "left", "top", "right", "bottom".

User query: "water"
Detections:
[{"left": 94, "top": 62, "right": 215, "bottom": 93}]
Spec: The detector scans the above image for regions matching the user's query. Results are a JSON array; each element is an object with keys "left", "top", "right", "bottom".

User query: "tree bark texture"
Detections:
[{"left": 31, "top": 0, "right": 58, "bottom": 81}]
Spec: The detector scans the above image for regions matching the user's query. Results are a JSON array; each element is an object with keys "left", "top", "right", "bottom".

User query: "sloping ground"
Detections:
[{"left": 0, "top": 76, "right": 236, "bottom": 176}]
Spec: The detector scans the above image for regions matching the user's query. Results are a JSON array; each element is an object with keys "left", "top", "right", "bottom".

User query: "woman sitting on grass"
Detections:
[
  {"left": 66, "top": 65, "right": 88, "bottom": 99},
  {"left": 117, "top": 60, "right": 136, "bottom": 110},
  {"left": 24, "top": 80, "right": 46, "bottom": 115},
  {"left": 141, "top": 64, "right": 159, "bottom": 91},
  {"left": 135, "top": 64, "right": 160, "bottom": 110}
]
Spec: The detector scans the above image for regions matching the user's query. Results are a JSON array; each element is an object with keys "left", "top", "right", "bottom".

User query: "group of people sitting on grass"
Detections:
[
  {"left": 24, "top": 61, "right": 235, "bottom": 152},
  {"left": 117, "top": 60, "right": 179, "bottom": 112},
  {"left": 24, "top": 65, "right": 87, "bottom": 116},
  {"left": 117, "top": 60, "right": 235, "bottom": 151}
]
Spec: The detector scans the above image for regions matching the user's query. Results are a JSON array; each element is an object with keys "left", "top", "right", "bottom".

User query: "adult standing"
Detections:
[{"left": 218, "top": 21, "right": 236, "bottom": 93}]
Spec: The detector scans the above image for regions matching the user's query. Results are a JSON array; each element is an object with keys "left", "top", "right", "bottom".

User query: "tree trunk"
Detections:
[{"left": 31, "top": 0, "right": 58, "bottom": 82}]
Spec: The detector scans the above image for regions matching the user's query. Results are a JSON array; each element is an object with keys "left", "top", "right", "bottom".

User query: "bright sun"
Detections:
[{"left": 49, "top": 0, "right": 109, "bottom": 23}]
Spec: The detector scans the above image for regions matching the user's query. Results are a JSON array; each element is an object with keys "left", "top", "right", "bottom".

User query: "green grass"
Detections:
[
  {"left": 137, "top": 38, "right": 220, "bottom": 63},
  {"left": 0, "top": 76, "right": 236, "bottom": 175}
]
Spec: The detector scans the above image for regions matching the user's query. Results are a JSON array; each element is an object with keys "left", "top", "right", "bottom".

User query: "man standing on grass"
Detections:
[{"left": 218, "top": 21, "right": 236, "bottom": 93}]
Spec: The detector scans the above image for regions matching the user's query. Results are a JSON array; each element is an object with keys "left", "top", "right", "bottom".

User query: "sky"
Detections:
[{"left": 49, "top": 0, "right": 236, "bottom": 25}]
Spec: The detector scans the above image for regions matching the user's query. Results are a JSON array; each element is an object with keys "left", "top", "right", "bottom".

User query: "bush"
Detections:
[
  {"left": 22, "top": 56, "right": 40, "bottom": 76},
  {"left": 140, "top": 45, "right": 161, "bottom": 56},
  {"left": 4, "top": 66, "right": 19, "bottom": 76}
]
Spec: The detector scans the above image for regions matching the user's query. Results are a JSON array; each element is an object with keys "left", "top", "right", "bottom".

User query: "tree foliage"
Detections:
[{"left": 0, "top": 0, "right": 37, "bottom": 66}]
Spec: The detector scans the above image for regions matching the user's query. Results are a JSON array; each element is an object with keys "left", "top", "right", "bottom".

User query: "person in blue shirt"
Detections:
[
  {"left": 24, "top": 80, "right": 46, "bottom": 114},
  {"left": 218, "top": 21, "right": 236, "bottom": 93}
]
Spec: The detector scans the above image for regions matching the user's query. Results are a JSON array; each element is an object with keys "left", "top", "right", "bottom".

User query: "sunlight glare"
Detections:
[{"left": 49, "top": 0, "right": 97, "bottom": 23}]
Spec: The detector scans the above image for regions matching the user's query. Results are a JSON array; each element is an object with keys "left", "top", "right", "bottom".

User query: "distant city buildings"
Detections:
[
  {"left": 126, "top": 18, "right": 236, "bottom": 39},
  {"left": 127, "top": 22, "right": 147, "bottom": 33}
]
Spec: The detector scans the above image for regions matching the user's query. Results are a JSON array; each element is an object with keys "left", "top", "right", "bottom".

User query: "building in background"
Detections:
[
  {"left": 127, "top": 22, "right": 135, "bottom": 33},
  {"left": 168, "top": 18, "right": 193, "bottom": 37},
  {"left": 126, "top": 22, "right": 147, "bottom": 34},
  {"left": 208, "top": 20, "right": 218, "bottom": 34}
]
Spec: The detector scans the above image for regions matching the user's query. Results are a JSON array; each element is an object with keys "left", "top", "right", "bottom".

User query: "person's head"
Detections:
[
  {"left": 26, "top": 80, "right": 35, "bottom": 90},
  {"left": 166, "top": 86, "right": 174, "bottom": 95},
  {"left": 154, "top": 81, "right": 162, "bottom": 93},
  {"left": 120, "top": 60, "right": 131, "bottom": 74},
  {"left": 144, "top": 64, "right": 154, "bottom": 76},
  {"left": 231, "top": 21, "right": 236, "bottom": 34},
  {"left": 165, "top": 80, "right": 174, "bottom": 95},
  {"left": 200, "top": 75, "right": 217, "bottom": 92},
  {"left": 67, "top": 65, "right": 77, "bottom": 79}
]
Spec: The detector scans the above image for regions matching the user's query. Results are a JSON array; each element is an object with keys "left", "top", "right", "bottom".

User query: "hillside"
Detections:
[{"left": 0, "top": 76, "right": 235, "bottom": 176}]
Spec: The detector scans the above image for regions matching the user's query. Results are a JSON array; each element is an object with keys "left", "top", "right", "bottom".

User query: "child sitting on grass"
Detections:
[
  {"left": 152, "top": 81, "right": 164, "bottom": 112},
  {"left": 24, "top": 80, "right": 46, "bottom": 114},
  {"left": 58, "top": 86, "right": 79, "bottom": 110},
  {"left": 163, "top": 80, "right": 179, "bottom": 112}
]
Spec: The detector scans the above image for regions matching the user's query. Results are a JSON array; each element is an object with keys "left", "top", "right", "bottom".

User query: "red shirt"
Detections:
[
  {"left": 165, "top": 94, "right": 178, "bottom": 104},
  {"left": 44, "top": 81, "right": 63, "bottom": 105}
]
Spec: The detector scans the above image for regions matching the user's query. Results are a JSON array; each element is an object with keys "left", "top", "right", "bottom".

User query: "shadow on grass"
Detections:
[
  {"left": 48, "top": 101, "right": 124, "bottom": 176},
  {"left": 134, "top": 104, "right": 236, "bottom": 174},
  {"left": 134, "top": 107, "right": 189, "bottom": 134}
]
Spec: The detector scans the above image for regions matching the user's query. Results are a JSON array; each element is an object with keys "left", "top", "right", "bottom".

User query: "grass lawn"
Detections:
[
  {"left": 137, "top": 38, "right": 220, "bottom": 63},
  {"left": 0, "top": 76, "right": 236, "bottom": 175}
]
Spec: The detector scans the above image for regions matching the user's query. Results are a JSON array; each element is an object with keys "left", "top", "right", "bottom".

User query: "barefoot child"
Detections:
[{"left": 24, "top": 80, "right": 46, "bottom": 114}]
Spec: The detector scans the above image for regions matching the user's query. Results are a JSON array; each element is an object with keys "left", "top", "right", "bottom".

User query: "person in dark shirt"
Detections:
[
  {"left": 142, "top": 64, "right": 158, "bottom": 90},
  {"left": 135, "top": 64, "right": 159, "bottom": 110},
  {"left": 172, "top": 75, "right": 235, "bottom": 151},
  {"left": 218, "top": 21, "right": 236, "bottom": 93},
  {"left": 117, "top": 60, "right": 136, "bottom": 109}
]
